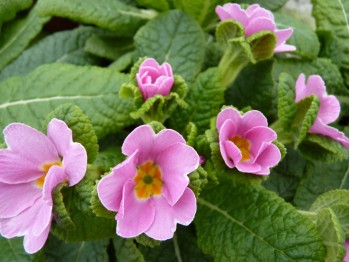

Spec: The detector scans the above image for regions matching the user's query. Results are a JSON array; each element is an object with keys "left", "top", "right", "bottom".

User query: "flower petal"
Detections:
[
  {"left": 222, "top": 140, "right": 242, "bottom": 168},
  {"left": 47, "top": 119, "right": 72, "bottom": 157},
  {"left": 246, "top": 17, "right": 276, "bottom": 37},
  {"left": 145, "top": 188, "right": 196, "bottom": 240},
  {"left": 244, "top": 126, "right": 277, "bottom": 160},
  {"left": 116, "top": 181, "right": 155, "bottom": 238},
  {"left": 159, "top": 62, "right": 173, "bottom": 77},
  {"left": 97, "top": 151, "right": 137, "bottom": 212},
  {"left": 274, "top": 44, "right": 296, "bottom": 53},
  {"left": 140, "top": 84, "right": 160, "bottom": 100},
  {"left": 155, "top": 143, "right": 199, "bottom": 206},
  {"left": 31, "top": 201, "right": 52, "bottom": 236},
  {"left": 275, "top": 28, "right": 293, "bottom": 47},
  {"left": 254, "top": 144, "right": 281, "bottom": 175},
  {"left": 216, "top": 107, "right": 241, "bottom": 132},
  {"left": 216, "top": 3, "right": 249, "bottom": 27},
  {"left": 0, "top": 182, "right": 41, "bottom": 218},
  {"left": 235, "top": 161, "right": 262, "bottom": 174},
  {"left": 305, "top": 75, "right": 326, "bottom": 98},
  {"left": 295, "top": 74, "right": 307, "bottom": 102},
  {"left": 63, "top": 143, "right": 87, "bottom": 186},
  {"left": 240, "top": 110, "right": 268, "bottom": 134},
  {"left": 122, "top": 125, "right": 155, "bottom": 159},
  {"left": 318, "top": 95, "right": 340, "bottom": 124},
  {"left": 247, "top": 4, "right": 274, "bottom": 21},
  {"left": 0, "top": 150, "right": 43, "bottom": 184},
  {"left": 43, "top": 165, "right": 67, "bottom": 205},
  {"left": 3, "top": 123, "right": 59, "bottom": 166},
  {"left": 156, "top": 76, "right": 174, "bottom": 96},
  {"left": 152, "top": 129, "right": 186, "bottom": 155},
  {"left": 23, "top": 221, "right": 51, "bottom": 254}
]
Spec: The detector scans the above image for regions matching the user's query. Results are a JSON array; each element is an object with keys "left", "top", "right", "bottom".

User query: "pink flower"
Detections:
[
  {"left": 295, "top": 74, "right": 349, "bottom": 149},
  {"left": 216, "top": 108, "right": 281, "bottom": 175},
  {"left": 0, "top": 119, "right": 87, "bottom": 253},
  {"left": 97, "top": 125, "right": 199, "bottom": 240},
  {"left": 344, "top": 238, "right": 349, "bottom": 262},
  {"left": 136, "top": 58, "right": 174, "bottom": 101},
  {"left": 215, "top": 3, "right": 296, "bottom": 53}
]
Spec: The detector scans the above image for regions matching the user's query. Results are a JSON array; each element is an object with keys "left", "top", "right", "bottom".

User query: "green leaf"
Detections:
[
  {"left": 109, "top": 51, "right": 134, "bottom": 72},
  {"left": 310, "top": 189, "right": 349, "bottom": 213},
  {"left": 238, "top": 0, "right": 288, "bottom": 11},
  {"left": 94, "top": 147, "right": 125, "bottom": 173},
  {"left": 134, "top": 10, "right": 206, "bottom": 83},
  {"left": 84, "top": 34, "right": 133, "bottom": 61},
  {"left": 0, "top": 63, "right": 136, "bottom": 142},
  {"left": 36, "top": 0, "right": 154, "bottom": 36},
  {"left": 0, "top": 26, "right": 103, "bottom": 82},
  {"left": 134, "top": 234, "right": 161, "bottom": 248},
  {"left": 312, "top": 0, "right": 349, "bottom": 70},
  {"left": 262, "top": 146, "right": 307, "bottom": 202},
  {"left": 315, "top": 208, "right": 346, "bottom": 262},
  {"left": 299, "top": 134, "right": 349, "bottom": 163},
  {"left": 0, "top": 5, "right": 50, "bottom": 70},
  {"left": 188, "top": 166, "right": 208, "bottom": 196},
  {"left": 0, "top": 236, "right": 37, "bottom": 261},
  {"left": 293, "top": 95, "right": 320, "bottom": 147},
  {"left": 196, "top": 179, "right": 325, "bottom": 261},
  {"left": 91, "top": 179, "right": 116, "bottom": 219},
  {"left": 274, "top": 12, "right": 320, "bottom": 59},
  {"left": 294, "top": 160, "right": 349, "bottom": 210},
  {"left": 169, "top": 68, "right": 225, "bottom": 134},
  {"left": 136, "top": 0, "right": 169, "bottom": 11},
  {"left": 0, "top": 0, "right": 32, "bottom": 26},
  {"left": 140, "top": 226, "right": 213, "bottom": 262},
  {"left": 43, "top": 104, "right": 99, "bottom": 164},
  {"left": 273, "top": 57, "right": 347, "bottom": 96},
  {"left": 114, "top": 237, "right": 145, "bottom": 262},
  {"left": 277, "top": 72, "right": 298, "bottom": 130},
  {"left": 44, "top": 234, "right": 109, "bottom": 261},
  {"left": 225, "top": 60, "right": 277, "bottom": 120}
]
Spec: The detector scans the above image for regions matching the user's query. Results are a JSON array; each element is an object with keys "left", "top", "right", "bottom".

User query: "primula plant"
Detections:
[{"left": 0, "top": 0, "right": 348, "bottom": 261}]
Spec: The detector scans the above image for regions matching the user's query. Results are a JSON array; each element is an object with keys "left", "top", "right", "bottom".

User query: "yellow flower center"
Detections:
[
  {"left": 133, "top": 161, "right": 163, "bottom": 200},
  {"left": 36, "top": 161, "right": 62, "bottom": 188},
  {"left": 229, "top": 135, "right": 251, "bottom": 162}
]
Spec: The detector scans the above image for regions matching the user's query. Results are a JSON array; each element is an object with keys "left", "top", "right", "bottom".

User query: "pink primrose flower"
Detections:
[
  {"left": 97, "top": 125, "right": 199, "bottom": 240},
  {"left": 344, "top": 238, "right": 349, "bottom": 262},
  {"left": 0, "top": 119, "right": 87, "bottom": 253},
  {"left": 295, "top": 74, "right": 349, "bottom": 149},
  {"left": 136, "top": 58, "right": 174, "bottom": 101},
  {"left": 216, "top": 108, "right": 281, "bottom": 175},
  {"left": 215, "top": 3, "right": 296, "bottom": 53}
]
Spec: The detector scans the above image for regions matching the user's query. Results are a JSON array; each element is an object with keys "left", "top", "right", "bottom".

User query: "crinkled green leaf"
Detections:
[
  {"left": 94, "top": 147, "right": 125, "bottom": 174},
  {"left": 312, "top": 0, "right": 349, "bottom": 70},
  {"left": 44, "top": 235, "right": 109, "bottom": 261},
  {"left": 0, "top": 5, "right": 50, "bottom": 70},
  {"left": 294, "top": 160, "right": 349, "bottom": 210},
  {"left": 114, "top": 237, "right": 145, "bottom": 262},
  {"left": 331, "top": 204, "right": 349, "bottom": 234},
  {"left": 310, "top": 189, "right": 349, "bottom": 212},
  {"left": 277, "top": 72, "right": 298, "bottom": 130},
  {"left": 0, "top": 0, "right": 32, "bottom": 26},
  {"left": 0, "top": 236, "right": 38, "bottom": 261},
  {"left": 195, "top": 179, "right": 325, "bottom": 261},
  {"left": 226, "top": 60, "right": 276, "bottom": 120},
  {"left": 273, "top": 57, "right": 347, "bottom": 96},
  {"left": 299, "top": 134, "right": 349, "bottom": 163},
  {"left": 134, "top": 10, "right": 205, "bottom": 83},
  {"left": 90, "top": 179, "right": 116, "bottom": 219},
  {"left": 109, "top": 51, "right": 134, "bottom": 72},
  {"left": 215, "top": 20, "right": 244, "bottom": 47},
  {"left": 136, "top": 0, "right": 169, "bottom": 11},
  {"left": 36, "top": 0, "right": 154, "bottom": 36},
  {"left": 43, "top": 104, "right": 99, "bottom": 164},
  {"left": 263, "top": 147, "right": 307, "bottom": 202},
  {"left": 274, "top": 12, "right": 320, "bottom": 59},
  {"left": 189, "top": 166, "right": 208, "bottom": 196},
  {"left": 0, "top": 26, "right": 103, "bottom": 82},
  {"left": 238, "top": 0, "right": 288, "bottom": 11},
  {"left": 315, "top": 208, "right": 346, "bottom": 262},
  {"left": 134, "top": 234, "right": 161, "bottom": 248},
  {"left": 0, "top": 63, "right": 136, "bottom": 142},
  {"left": 203, "top": 36, "right": 224, "bottom": 70},
  {"left": 169, "top": 68, "right": 225, "bottom": 134},
  {"left": 85, "top": 34, "right": 133, "bottom": 61},
  {"left": 140, "top": 226, "right": 213, "bottom": 262}
]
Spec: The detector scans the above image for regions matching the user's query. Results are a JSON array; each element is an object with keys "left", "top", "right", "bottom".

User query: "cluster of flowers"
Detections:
[{"left": 0, "top": 3, "right": 348, "bottom": 255}]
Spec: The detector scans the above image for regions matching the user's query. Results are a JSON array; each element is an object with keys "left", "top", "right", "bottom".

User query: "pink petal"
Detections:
[
  {"left": 244, "top": 126, "right": 277, "bottom": 160},
  {"left": 140, "top": 58, "right": 160, "bottom": 69},
  {"left": 116, "top": 181, "right": 155, "bottom": 238},
  {"left": 222, "top": 140, "right": 242, "bottom": 168},
  {"left": 159, "top": 63, "right": 173, "bottom": 77},
  {"left": 295, "top": 74, "right": 307, "bottom": 103},
  {"left": 216, "top": 107, "right": 241, "bottom": 132},
  {"left": 152, "top": 129, "right": 186, "bottom": 155},
  {"left": 140, "top": 84, "right": 160, "bottom": 100},
  {"left": 62, "top": 143, "right": 87, "bottom": 186},
  {"left": 139, "top": 67, "right": 161, "bottom": 83},
  {"left": 31, "top": 201, "right": 52, "bottom": 236},
  {"left": 240, "top": 110, "right": 268, "bottom": 134},
  {"left": 0, "top": 150, "right": 43, "bottom": 184},
  {"left": 216, "top": 3, "right": 249, "bottom": 27},
  {"left": 235, "top": 161, "right": 262, "bottom": 174},
  {"left": 246, "top": 4, "right": 261, "bottom": 15},
  {"left": 304, "top": 75, "right": 326, "bottom": 98},
  {"left": 97, "top": 151, "right": 137, "bottom": 212},
  {"left": 0, "top": 198, "right": 44, "bottom": 238},
  {"left": 219, "top": 119, "right": 237, "bottom": 141},
  {"left": 42, "top": 166, "right": 67, "bottom": 205},
  {"left": 254, "top": 144, "right": 281, "bottom": 175},
  {"left": 246, "top": 17, "right": 276, "bottom": 37},
  {"left": 3, "top": 123, "right": 59, "bottom": 167},
  {"left": 274, "top": 44, "right": 296, "bottom": 53},
  {"left": 275, "top": 28, "right": 293, "bottom": 47},
  {"left": 145, "top": 188, "right": 196, "bottom": 240},
  {"left": 310, "top": 119, "right": 349, "bottom": 149},
  {"left": 122, "top": 125, "right": 155, "bottom": 159},
  {"left": 156, "top": 76, "right": 174, "bottom": 96},
  {"left": 0, "top": 182, "right": 41, "bottom": 218},
  {"left": 47, "top": 119, "right": 72, "bottom": 157},
  {"left": 155, "top": 143, "right": 199, "bottom": 206},
  {"left": 318, "top": 95, "right": 340, "bottom": 124},
  {"left": 23, "top": 221, "right": 51, "bottom": 254},
  {"left": 247, "top": 5, "right": 274, "bottom": 21}
]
